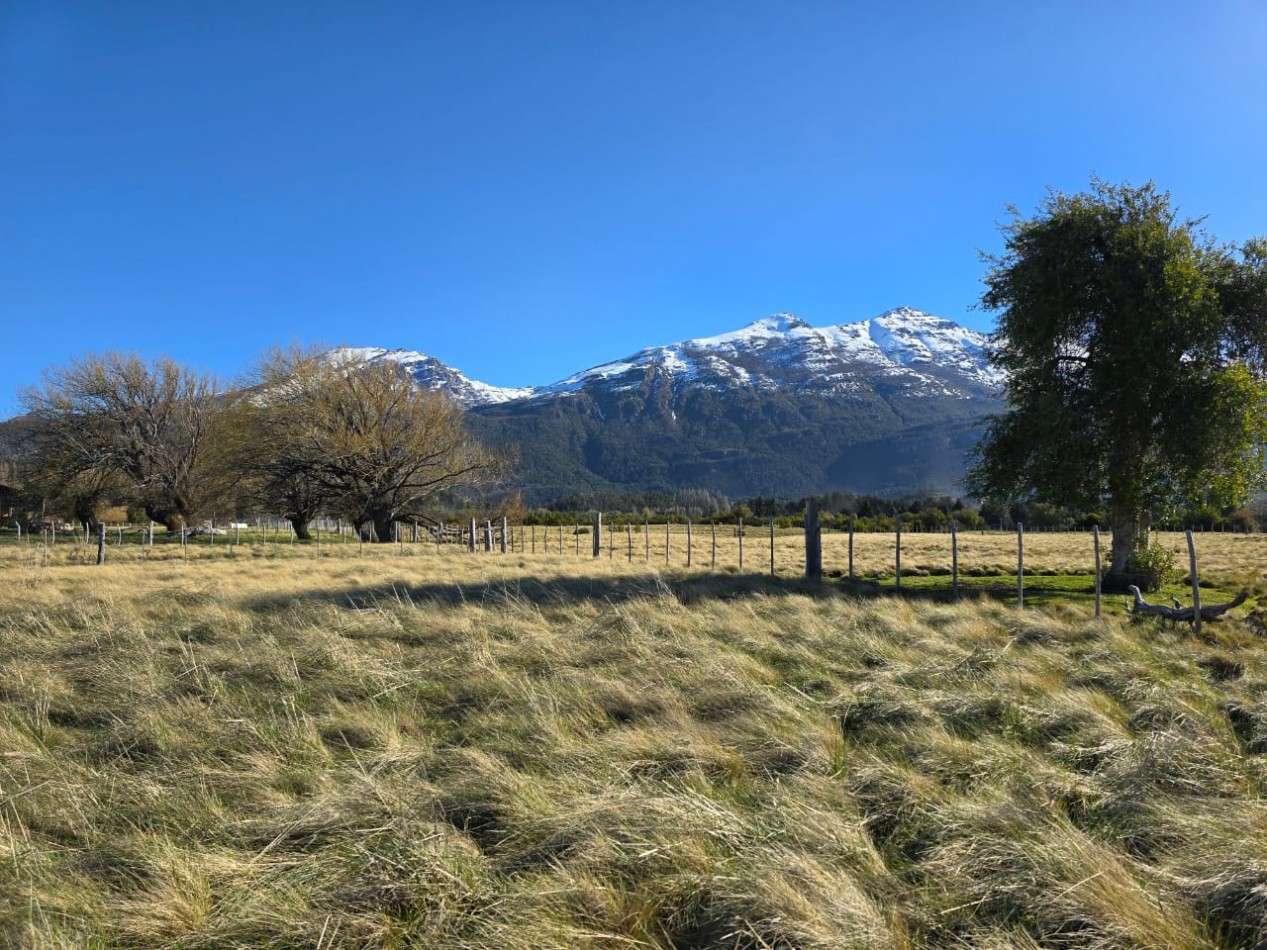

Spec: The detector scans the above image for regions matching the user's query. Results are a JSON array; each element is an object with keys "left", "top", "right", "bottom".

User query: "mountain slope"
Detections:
[
  {"left": 327, "top": 347, "right": 534, "bottom": 407},
  {"left": 459, "top": 308, "right": 1002, "bottom": 502}
]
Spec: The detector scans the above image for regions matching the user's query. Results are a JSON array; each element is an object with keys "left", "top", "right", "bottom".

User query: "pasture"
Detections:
[{"left": 1, "top": 537, "right": 1266, "bottom": 947}]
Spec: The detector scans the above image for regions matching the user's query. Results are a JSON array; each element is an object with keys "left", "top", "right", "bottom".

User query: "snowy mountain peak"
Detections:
[
  {"left": 746, "top": 312, "right": 812, "bottom": 334},
  {"left": 326, "top": 346, "right": 533, "bottom": 407},
  {"left": 330, "top": 307, "right": 1001, "bottom": 409}
]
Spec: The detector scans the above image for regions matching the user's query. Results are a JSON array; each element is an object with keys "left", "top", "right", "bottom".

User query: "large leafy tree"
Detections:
[{"left": 968, "top": 180, "right": 1267, "bottom": 588}]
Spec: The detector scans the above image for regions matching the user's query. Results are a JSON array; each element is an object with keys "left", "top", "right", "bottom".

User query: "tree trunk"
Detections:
[
  {"left": 370, "top": 511, "right": 395, "bottom": 544},
  {"left": 288, "top": 515, "right": 312, "bottom": 541},
  {"left": 145, "top": 505, "right": 185, "bottom": 533},
  {"left": 1105, "top": 509, "right": 1138, "bottom": 591}
]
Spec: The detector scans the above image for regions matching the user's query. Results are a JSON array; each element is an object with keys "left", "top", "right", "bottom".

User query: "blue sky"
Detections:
[{"left": 3, "top": 1, "right": 1266, "bottom": 415}]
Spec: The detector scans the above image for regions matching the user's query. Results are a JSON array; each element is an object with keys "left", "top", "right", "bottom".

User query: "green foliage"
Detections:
[
  {"left": 969, "top": 179, "right": 1267, "bottom": 576},
  {"left": 1126, "top": 539, "right": 1180, "bottom": 592}
]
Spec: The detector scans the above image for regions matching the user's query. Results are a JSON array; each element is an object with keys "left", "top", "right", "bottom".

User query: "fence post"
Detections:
[
  {"left": 1017, "top": 522, "right": 1024, "bottom": 609},
  {"left": 951, "top": 519, "right": 958, "bottom": 599},
  {"left": 805, "top": 499, "right": 822, "bottom": 580},
  {"left": 500, "top": 517, "right": 508, "bottom": 554},
  {"left": 609, "top": 520, "right": 614, "bottom": 559},
  {"left": 711, "top": 521, "right": 717, "bottom": 570},
  {"left": 848, "top": 515, "right": 855, "bottom": 580},
  {"left": 627, "top": 522, "right": 633, "bottom": 560},
  {"left": 738, "top": 517, "right": 744, "bottom": 570},
  {"left": 686, "top": 519, "right": 692, "bottom": 568},
  {"left": 485, "top": 520, "right": 493, "bottom": 553},
  {"left": 97, "top": 523, "right": 106, "bottom": 565},
  {"left": 593, "top": 512, "right": 602, "bottom": 558},
  {"left": 645, "top": 518, "right": 650, "bottom": 561},
  {"left": 468, "top": 518, "right": 477, "bottom": 553},
  {"left": 665, "top": 520, "right": 670, "bottom": 565},
  {"left": 769, "top": 517, "right": 775, "bottom": 576},
  {"left": 1092, "top": 526, "right": 1102, "bottom": 619},
  {"left": 1186, "top": 529, "right": 1201, "bottom": 635},
  {"left": 894, "top": 515, "right": 902, "bottom": 591}
]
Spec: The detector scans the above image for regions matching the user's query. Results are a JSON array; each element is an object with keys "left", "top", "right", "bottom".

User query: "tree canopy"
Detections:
[
  {"left": 20, "top": 353, "right": 226, "bottom": 530},
  {"left": 968, "top": 179, "right": 1267, "bottom": 587},
  {"left": 228, "top": 349, "right": 503, "bottom": 542}
]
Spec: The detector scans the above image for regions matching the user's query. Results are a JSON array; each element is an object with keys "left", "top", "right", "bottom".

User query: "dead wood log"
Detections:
[{"left": 1128, "top": 586, "right": 1248, "bottom": 623}]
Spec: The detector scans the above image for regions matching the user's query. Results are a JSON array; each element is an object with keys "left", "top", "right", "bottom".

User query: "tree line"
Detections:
[{"left": 4, "top": 347, "right": 501, "bottom": 542}]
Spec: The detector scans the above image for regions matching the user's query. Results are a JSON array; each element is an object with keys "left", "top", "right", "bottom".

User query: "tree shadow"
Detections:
[
  {"left": 243, "top": 568, "right": 1131, "bottom": 616},
  {"left": 245, "top": 569, "right": 859, "bottom": 614}
]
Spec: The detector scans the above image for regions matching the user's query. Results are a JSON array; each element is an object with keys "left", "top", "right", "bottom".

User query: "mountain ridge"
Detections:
[{"left": 334, "top": 307, "right": 1001, "bottom": 409}]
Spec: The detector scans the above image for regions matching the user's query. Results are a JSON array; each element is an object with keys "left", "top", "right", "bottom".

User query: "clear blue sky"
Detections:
[{"left": 3, "top": 1, "right": 1266, "bottom": 415}]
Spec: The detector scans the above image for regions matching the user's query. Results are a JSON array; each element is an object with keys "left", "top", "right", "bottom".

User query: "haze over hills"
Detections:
[{"left": 339, "top": 308, "right": 1004, "bottom": 503}]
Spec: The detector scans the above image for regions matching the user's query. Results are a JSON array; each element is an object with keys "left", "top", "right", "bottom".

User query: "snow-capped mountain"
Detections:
[
  {"left": 325, "top": 346, "right": 533, "bottom": 407},
  {"left": 334, "top": 309, "right": 1001, "bottom": 501},
  {"left": 538, "top": 308, "right": 1001, "bottom": 400},
  {"left": 337, "top": 308, "right": 999, "bottom": 409}
]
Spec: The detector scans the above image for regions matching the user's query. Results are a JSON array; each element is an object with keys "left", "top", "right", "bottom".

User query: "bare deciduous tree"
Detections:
[
  {"left": 233, "top": 348, "right": 502, "bottom": 542},
  {"left": 21, "top": 353, "right": 225, "bottom": 530}
]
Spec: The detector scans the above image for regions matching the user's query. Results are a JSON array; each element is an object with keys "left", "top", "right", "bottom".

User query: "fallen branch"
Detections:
[{"left": 1127, "top": 586, "right": 1248, "bottom": 623}]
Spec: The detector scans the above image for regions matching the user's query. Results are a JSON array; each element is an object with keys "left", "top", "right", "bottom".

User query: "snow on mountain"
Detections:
[
  {"left": 331, "top": 308, "right": 1000, "bottom": 408},
  {"left": 325, "top": 347, "right": 534, "bottom": 407},
  {"left": 531, "top": 308, "right": 1001, "bottom": 400}
]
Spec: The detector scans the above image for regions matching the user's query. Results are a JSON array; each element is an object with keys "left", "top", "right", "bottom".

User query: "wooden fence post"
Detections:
[
  {"left": 711, "top": 521, "right": 717, "bottom": 570},
  {"left": 609, "top": 520, "right": 614, "bottom": 559},
  {"left": 1187, "top": 529, "right": 1201, "bottom": 635},
  {"left": 1017, "top": 522, "right": 1025, "bottom": 609},
  {"left": 665, "top": 521, "right": 670, "bottom": 565},
  {"left": 686, "top": 519, "right": 692, "bottom": 568},
  {"left": 848, "top": 515, "right": 855, "bottom": 580},
  {"left": 96, "top": 523, "right": 106, "bottom": 566},
  {"left": 769, "top": 517, "right": 775, "bottom": 576},
  {"left": 500, "top": 517, "right": 508, "bottom": 554},
  {"left": 644, "top": 518, "right": 649, "bottom": 561},
  {"left": 805, "top": 499, "right": 822, "bottom": 580},
  {"left": 627, "top": 522, "right": 633, "bottom": 560},
  {"left": 738, "top": 517, "right": 744, "bottom": 570},
  {"left": 593, "top": 512, "right": 602, "bottom": 558},
  {"left": 951, "top": 519, "right": 959, "bottom": 599},
  {"left": 468, "top": 518, "right": 477, "bottom": 553},
  {"left": 894, "top": 515, "right": 902, "bottom": 591},
  {"left": 1093, "top": 526, "right": 1102, "bottom": 619}
]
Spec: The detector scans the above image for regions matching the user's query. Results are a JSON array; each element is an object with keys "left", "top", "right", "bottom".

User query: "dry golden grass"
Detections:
[
  {"left": 0, "top": 542, "right": 1265, "bottom": 947},
  {"left": 13, "top": 525, "right": 1267, "bottom": 584}
]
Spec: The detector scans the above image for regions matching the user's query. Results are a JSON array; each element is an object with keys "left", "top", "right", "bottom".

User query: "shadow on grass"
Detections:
[
  {"left": 244, "top": 567, "right": 1247, "bottom": 616},
  {"left": 245, "top": 570, "right": 848, "bottom": 613}
]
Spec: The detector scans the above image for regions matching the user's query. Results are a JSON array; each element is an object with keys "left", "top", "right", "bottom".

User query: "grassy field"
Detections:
[{"left": 2, "top": 539, "right": 1266, "bottom": 947}]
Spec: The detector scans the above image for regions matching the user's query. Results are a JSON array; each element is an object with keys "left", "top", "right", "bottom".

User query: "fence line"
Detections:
[{"left": 0, "top": 514, "right": 1227, "bottom": 612}]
